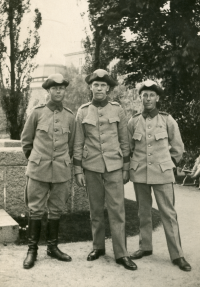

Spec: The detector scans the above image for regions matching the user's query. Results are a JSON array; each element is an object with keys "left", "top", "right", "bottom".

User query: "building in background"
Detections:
[{"left": 64, "top": 41, "right": 85, "bottom": 74}]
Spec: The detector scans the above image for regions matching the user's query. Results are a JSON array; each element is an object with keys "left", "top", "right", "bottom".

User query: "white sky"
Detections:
[{"left": 26, "top": 0, "right": 90, "bottom": 65}]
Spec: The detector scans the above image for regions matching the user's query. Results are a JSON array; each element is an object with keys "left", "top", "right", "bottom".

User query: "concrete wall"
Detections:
[{"left": 0, "top": 140, "right": 89, "bottom": 218}]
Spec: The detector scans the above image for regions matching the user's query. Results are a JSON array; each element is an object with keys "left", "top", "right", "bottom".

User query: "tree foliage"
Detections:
[
  {"left": 0, "top": 0, "right": 42, "bottom": 139},
  {"left": 85, "top": 0, "right": 200, "bottom": 152}
]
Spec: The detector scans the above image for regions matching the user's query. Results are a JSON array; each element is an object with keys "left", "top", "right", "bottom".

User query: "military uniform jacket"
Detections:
[
  {"left": 73, "top": 99, "right": 130, "bottom": 174},
  {"left": 127, "top": 109, "right": 184, "bottom": 184},
  {"left": 21, "top": 101, "right": 75, "bottom": 183}
]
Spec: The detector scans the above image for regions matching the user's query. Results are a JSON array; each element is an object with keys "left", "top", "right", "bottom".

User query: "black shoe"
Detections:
[
  {"left": 173, "top": 257, "right": 191, "bottom": 272},
  {"left": 116, "top": 256, "right": 137, "bottom": 271},
  {"left": 46, "top": 219, "right": 72, "bottom": 262},
  {"left": 130, "top": 250, "right": 152, "bottom": 260},
  {"left": 23, "top": 219, "right": 41, "bottom": 269},
  {"left": 87, "top": 249, "right": 105, "bottom": 261},
  {"left": 47, "top": 246, "right": 72, "bottom": 262}
]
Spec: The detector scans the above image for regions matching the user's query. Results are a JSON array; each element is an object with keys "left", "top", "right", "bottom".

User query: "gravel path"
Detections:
[{"left": 0, "top": 183, "right": 200, "bottom": 287}]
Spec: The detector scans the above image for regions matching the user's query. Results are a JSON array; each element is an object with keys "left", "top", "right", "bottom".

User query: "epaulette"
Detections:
[
  {"left": 109, "top": 101, "right": 120, "bottom": 106},
  {"left": 132, "top": 112, "right": 141, "bottom": 118},
  {"left": 63, "top": 106, "right": 74, "bottom": 114},
  {"left": 80, "top": 102, "right": 91, "bottom": 109},
  {"left": 159, "top": 111, "right": 169, "bottom": 116},
  {"left": 34, "top": 104, "right": 46, "bottom": 109}
]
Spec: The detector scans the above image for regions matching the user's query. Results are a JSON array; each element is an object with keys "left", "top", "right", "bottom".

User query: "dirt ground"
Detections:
[{"left": 0, "top": 183, "right": 200, "bottom": 287}]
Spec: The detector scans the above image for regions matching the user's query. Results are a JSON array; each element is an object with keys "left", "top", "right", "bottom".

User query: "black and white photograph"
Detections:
[{"left": 0, "top": 0, "right": 200, "bottom": 286}]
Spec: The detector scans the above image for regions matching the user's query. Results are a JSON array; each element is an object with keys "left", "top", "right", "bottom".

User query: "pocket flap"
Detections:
[
  {"left": 160, "top": 161, "right": 175, "bottom": 172},
  {"left": 29, "top": 152, "right": 41, "bottom": 165},
  {"left": 37, "top": 124, "right": 49, "bottom": 132},
  {"left": 62, "top": 127, "right": 70, "bottom": 134},
  {"left": 155, "top": 131, "right": 168, "bottom": 140},
  {"left": 82, "top": 118, "right": 96, "bottom": 126},
  {"left": 65, "top": 158, "right": 71, "bottom": 166},
  {"left": 109, "top": 117, "right": 120, "bottom": 123},
  {"left": 132, "top": 133, "right": 142, "bottom": 141},
  {"left": 130, "top": 161, "right": 139, "bottom": 170}
]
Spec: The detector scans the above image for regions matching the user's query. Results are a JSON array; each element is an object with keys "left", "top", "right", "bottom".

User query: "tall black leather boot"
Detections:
[
  {"left": 46, "top": 219, "right": 72, "bottom": 262},
  {"left": 23, "top": 219, "right": 41, "bottom": 269}
]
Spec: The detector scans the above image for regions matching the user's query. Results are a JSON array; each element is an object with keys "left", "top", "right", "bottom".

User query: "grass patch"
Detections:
[{"left": 14, "top": 199, "right": 161, "bottom": 245}]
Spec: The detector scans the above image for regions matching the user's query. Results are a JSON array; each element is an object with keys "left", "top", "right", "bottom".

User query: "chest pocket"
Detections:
[
  {"left": 36, "top": 124, "right": 49, "bottom": 133},
  {"left": 82, "top": 118, "right": 96, "bottom": 126},
  {"left": 62, "top": 127, "right": 70, "bottom": 134},
  {"left": 108, "top": 117, "right": 120, "bottom": 124},
  {"left": 155, "top": 131, "right": 168, "bottom": 140},
  {"left": 132, "top": 133, "right": 142, "bottom": 141}
]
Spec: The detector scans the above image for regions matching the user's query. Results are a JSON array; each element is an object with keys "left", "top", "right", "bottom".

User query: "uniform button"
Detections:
[
  {"left": 53, "top": 157, "right": 55, "bottom": 161},
  {"left": 149, "top": 162, "right": 152, "bottom": 165},
  {"left": 54, "top": 128, "right": 58, "bottom": 132},
  {"left": 102, "top": 151, "right": 104, "bottom": 153},
  {"left": 148, "top": 153, "right": 151, "bottom": 156},
  {"left": 55, "top": 120, "right": 59, "bottom": 123},
  {"left": 148, "top": 118, "right": 151, "bottom": 121},
  {"left": 55, "top": 111, "right": 58, "bottom": 114},
  {"left": 148, "top": 135, "right": 151, "bottom": 138},
  {"left": 101, "top": 141, "right": 104, "bottom": 144},
  {"left": 99, "top": 114, "right": 102, "bottom": 117},
  {"left": 100, "top": 123, "right": 102, "bottom": 126},
  {"left": 148, "top": 126, "right": 151, "bottom": 129},
  {"left": 54, "top": 148, "right": 56, "bottom": 151},
  {"left": 55, "top": 139, "right": 58, "bottom": 142},
  {"left": 148, "top": 144, "right": 151, "bottom": 147}
]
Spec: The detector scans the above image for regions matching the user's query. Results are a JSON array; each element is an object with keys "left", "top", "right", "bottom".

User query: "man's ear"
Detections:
[
  {"left": 156, "top": 95, "right": 160, "bottom": 102},
  {"left": 107, "top": 85, "right": 110, "bottom": 92}
]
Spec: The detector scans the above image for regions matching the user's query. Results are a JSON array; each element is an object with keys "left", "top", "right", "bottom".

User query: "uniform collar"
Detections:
[
  {"left": 92, "top": 98, "right": 108, "bottom": 107},
  {"left": 46, "top": 100, "right": 63, "bottom": 112},
  {"left": 142, "top": 108, "right": 159, "bottom": 119}
]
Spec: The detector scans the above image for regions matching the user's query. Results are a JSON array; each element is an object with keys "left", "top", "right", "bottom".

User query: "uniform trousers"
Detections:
[
  {"left": 85, "top": 169, "right": 128, "bottom": 259},
  {"left": 27, "top": 178, "right": 71, "bottom": 220},
  {"left": 134, "top": 183, "right": 184, "bottom": 261}
]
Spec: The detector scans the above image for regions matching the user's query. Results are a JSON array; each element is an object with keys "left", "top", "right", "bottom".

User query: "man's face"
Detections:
[
  {"left": 48, "top": 85, "right": 66, "bottom": 103},
  {"left": 90, "top": 81, "right": 109, "bottom": 101},
  {"left": 141, "top": 90, "right": 159, "bottom": 111}
]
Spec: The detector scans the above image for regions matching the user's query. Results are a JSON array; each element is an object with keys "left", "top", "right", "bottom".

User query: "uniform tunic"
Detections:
[
  {"left": 22, "top": 101, "right": 75, "bottom": 183},
  {"left": 128, "top": 110, "right": 184, "bottom": 184},
  {"left": 73, "top": 99, "right": 130, "bottom": 174}
]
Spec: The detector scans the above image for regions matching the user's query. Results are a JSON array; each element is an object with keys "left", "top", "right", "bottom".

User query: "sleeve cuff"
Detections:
[
  {"left": 123, "top": 155, "right": 130, "bottom": 163},
  {"left": 73, "top": 158, "right": 82, "bottom": 166},
  {"left": 123, "top": 162, "right": 130, "bottom": 171},
  {"left": 74, "top": 165, "right": 83, "bottom": 175}
]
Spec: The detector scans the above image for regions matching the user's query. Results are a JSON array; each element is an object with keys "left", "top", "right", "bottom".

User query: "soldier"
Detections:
[
  {"left": 73, "top": 69, "right": 137, "bottom": 271},
  {"left": 21, "top": 73, "right": 75, "bottom": 269},
  {"left": 128, "top": 80, "right": 191, "bottom": 271}
]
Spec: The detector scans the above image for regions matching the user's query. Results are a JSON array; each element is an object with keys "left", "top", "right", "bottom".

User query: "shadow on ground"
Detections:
[{"left": 14, "top": 199, "right": 161, "bottom": 245}]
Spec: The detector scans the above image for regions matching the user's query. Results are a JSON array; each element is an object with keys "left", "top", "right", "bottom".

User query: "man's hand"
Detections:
[
  {"left": 123, "top": 170, "right": 129, "bottom": 184},
  {"left": 75, "top": 174, "right": 86, "bottom": 187}
]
